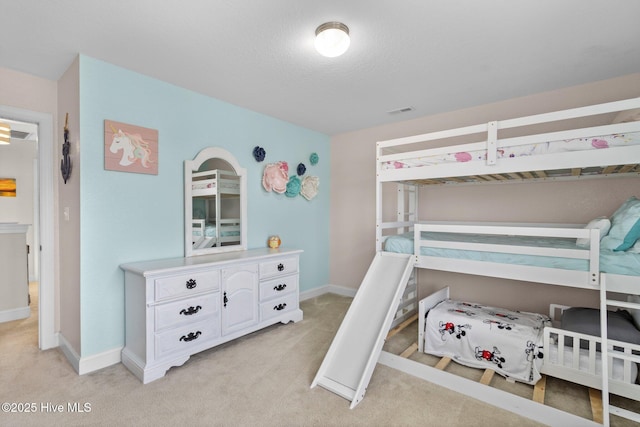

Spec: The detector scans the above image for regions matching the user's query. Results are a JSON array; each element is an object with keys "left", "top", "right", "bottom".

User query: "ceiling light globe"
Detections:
[{"left": 315, "top": 22, "right": 350, "bottom": 58}]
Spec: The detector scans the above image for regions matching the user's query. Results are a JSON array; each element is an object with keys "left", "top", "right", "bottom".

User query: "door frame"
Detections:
[{"left": 0, "top": 104, "right": 56, "bottom": 350}]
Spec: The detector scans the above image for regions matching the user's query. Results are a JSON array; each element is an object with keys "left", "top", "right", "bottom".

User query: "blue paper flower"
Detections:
[
  {"left": 309, "top": 152, "right": 319, "bottom": 165},
  {"left": 297, "top": 163, "right": 306, "bottom": 176},
  {"left": 253, "top": 146, "right": 266, "bottom": 162},
  {"left": 285, "top": 175, "right": 301, "bottom": 198}
]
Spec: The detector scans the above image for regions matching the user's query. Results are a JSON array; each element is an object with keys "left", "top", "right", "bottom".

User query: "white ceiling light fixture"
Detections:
[
  {"left": 315, "top": 22, "right": 350, "bottom": 58},
  {"left": 0, "top": 121, "right": 10, "bottom": 145}
]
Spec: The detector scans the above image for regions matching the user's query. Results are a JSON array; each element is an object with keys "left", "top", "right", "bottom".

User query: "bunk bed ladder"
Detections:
[
  {"left": 396, "top": 183, "right": 417, "bottom": 234},
  {"left": 391, "top": 269, "right": 417, "bottom": 328},
  {"left": 599, "top": 274, "right": 640, "bottom": 426},
  {"left": 390, "top": 183, "right": 418, "bottom": 328}
]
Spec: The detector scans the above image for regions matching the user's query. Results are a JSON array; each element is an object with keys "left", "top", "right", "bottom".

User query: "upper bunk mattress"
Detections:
[
  {"left": 382, "top": 132, "right": 640, "bottom": 170},
  {"left": 384, "top": 231, "right": 640, "bottom": 276}
]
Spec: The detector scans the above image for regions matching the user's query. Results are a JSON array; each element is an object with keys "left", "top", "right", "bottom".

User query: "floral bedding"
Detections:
[
  {"left": 424, "top": 299, "right": 551, "bottom": 385},
  {"left": 383, "top": 132, "right": 640, "bottom": 170}
]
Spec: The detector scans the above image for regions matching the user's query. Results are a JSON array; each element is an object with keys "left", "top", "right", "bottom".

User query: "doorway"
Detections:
[{"left": 0, "top": 105, "right": 55, "bottom": 350}]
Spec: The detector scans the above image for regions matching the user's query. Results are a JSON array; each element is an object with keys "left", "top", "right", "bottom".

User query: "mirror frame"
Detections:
[{"left": 184, "top": 147, "right": 247, "bottom": 257}]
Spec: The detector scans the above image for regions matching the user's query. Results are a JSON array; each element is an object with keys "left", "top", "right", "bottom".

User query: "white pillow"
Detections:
[
  {"left": 601, "top": 197, "right": 640, "bottom": 251},
  {"left": 576, "top": 217, "right": 611, "bottom": 248},
  {"left": 627, "top": 294, "right": 640, "bottom": 330}
]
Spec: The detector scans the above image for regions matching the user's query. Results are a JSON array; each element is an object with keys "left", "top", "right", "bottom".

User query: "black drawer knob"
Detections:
[
  {"left": 277, "top": 263, "right": 284, "bottom": 272},
  {"left": 186, "top": 279, "right": 197, "bottom": 289},
  {"left": 179, "top": 331, "right": 201, "bottom": 342},
  {"left": 274, "top": 303, "right": 287, "bottom": 311},
  {"left": 180, "top": 305, "right": 202, "bottom": 316},
  {"left": 273, "top": 284, "right": 287, "bottom": 291}
]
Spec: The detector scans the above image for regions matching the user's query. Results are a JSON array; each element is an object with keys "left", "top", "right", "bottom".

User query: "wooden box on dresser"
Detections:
[{"left": 120, "top": 248, "right": 303, "bottom": 383}]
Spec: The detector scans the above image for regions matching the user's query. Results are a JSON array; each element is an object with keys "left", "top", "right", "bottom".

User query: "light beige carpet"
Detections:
[{"left": 0, "top": 284, "right": 636, "bottom": 426}]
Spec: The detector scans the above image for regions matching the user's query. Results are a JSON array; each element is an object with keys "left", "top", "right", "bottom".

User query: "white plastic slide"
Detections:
[{"left": 311, "top": 252, "right": 414, "bottom": 408}]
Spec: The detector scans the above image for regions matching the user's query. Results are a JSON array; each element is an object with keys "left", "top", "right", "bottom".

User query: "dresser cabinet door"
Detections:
[{"left": 221, "top": 265, "right": 259, "bottom": 335}]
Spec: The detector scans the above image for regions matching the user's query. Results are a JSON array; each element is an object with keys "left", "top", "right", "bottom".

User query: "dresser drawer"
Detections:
[
  {"left": 155, "top": 292, "right": 219, "bottom": 332},
  {"left": 155, "top": 319, "right": 219, "bottom": 359},
  {"left": 155, "top": 271, "right": 220, "bottom": 301},
  {"left": 260, "top": 292, "right": 298, "bottom": 322},
  {"left": 260, "top": 275, "right": 297, "bottom": 301},
  {"left": 259, "top": 257, "right": 298, "bottom": 279}
]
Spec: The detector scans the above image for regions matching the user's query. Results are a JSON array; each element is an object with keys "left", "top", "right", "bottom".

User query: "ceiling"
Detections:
[{"left": 1, "top": 1, "right": 639, "bottom": 136}]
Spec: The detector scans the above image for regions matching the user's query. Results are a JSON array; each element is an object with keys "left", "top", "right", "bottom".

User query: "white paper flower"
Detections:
[{"left": 300, "top": 175, "right": 319, "bottom": 200}]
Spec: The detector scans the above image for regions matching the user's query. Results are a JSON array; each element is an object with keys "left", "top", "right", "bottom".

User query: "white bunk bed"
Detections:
[
  {"left": 191, "top": 169, "right": 241, "bottom": 248},
  {"left": 375, "top": 97, "right": 640, "bottom": 425}
]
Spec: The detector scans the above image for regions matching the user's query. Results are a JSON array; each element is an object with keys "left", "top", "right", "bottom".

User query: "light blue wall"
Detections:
[{"left": 79, "top": 56, "right": 330, "bottom": 356}]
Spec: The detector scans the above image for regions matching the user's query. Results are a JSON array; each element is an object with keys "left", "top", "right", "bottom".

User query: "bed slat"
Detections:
[
  {"left": 399, "top": 343, "right": 418, "bottom": 358},
  {"left": 386, "top": 313, "right": 418, "bottom": 339},
  {"left": 589, "top": 388, "right": 604, "bottom": 423},
  {"left": 479, "top": 369, "right": 495, "bottom": 385},
  {"left": 532, "top": 375, "right": 546, "bottom": 404},
  {"left": 435, "top": 357, "right": 452, "bottom": 370}
]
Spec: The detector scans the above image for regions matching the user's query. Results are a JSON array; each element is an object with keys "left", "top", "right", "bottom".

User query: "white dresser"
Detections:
[{"left": 120, "top": 247, "right": 303, "bottom": 383}]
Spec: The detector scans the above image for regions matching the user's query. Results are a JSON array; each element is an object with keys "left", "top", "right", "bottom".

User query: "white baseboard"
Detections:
[
  {"left": 58, "top": 333, "right": 80, "bottom": 373},
  {"left": 300, "top": 284, "right": 356, "bottom": 301},
  {"left": 59, "top": 333, "right": 122, "bottom": 375},
  {"left": 0, "top": 306, "right": 30, "bottom": 323}
]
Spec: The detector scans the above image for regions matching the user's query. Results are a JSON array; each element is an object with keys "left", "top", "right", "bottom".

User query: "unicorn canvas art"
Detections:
[{"left": 104, "top": 120, "right": 158, "bottom": 175}]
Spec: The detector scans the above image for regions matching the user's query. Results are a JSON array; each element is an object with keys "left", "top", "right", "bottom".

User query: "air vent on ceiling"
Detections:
[
  {"left": 387, "top": 106, "right": 415, "bottom": 115},
  {"left": 11, "top": 130, "right": 31, "bottom": 140}
]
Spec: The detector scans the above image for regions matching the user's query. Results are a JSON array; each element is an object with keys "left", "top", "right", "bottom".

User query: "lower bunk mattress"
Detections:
[{"left": 423, "top": 298, "right": 551, "bottom": 385}]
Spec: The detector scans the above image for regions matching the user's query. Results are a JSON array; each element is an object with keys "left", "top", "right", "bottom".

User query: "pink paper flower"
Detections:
[
  {"left": 455, "top": 152, "right": 472, "bottom": 162},
  {"left": 262, "top": 162, "right": 289, "bottom": 193},
  {"left": 591, "top": 138, "right": 609, "bottom": 149}
]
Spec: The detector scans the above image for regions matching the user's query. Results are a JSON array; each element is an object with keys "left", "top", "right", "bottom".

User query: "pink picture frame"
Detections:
[{"left": 104, "top": 120, "right": 158, "bottom": 175}]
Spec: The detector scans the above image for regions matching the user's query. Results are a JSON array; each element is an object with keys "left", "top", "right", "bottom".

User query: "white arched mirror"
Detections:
[{"left": 185, "top": 147, "right": 247, "bottom": 257}]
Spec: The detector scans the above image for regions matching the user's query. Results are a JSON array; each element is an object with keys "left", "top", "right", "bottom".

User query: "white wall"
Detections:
[
  {"left": 57, "top": 57, "right": 81, "bottom": 355},
  {"left": 330, "top": 73, "right": 640, "bottom": 315},
  {"left": 0, "top": 138, "right": 36, "bottom": 279}
]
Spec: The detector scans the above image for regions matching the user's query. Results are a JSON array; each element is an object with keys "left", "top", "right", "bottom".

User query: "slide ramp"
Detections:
[{"left": 311, "top": 252, "right": 414, "bottom": 408}]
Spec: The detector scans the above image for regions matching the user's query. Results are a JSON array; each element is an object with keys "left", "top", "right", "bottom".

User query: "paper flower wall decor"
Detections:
[
  {"left": 285, "top": 175, "right": 302, "bottom": 198},
  {"left": 253, "top": 146, "right": 266, "bottom": 162},
  {"left": 297, "top": 163, "right": 306, "bottom": 176},
  {"left": 309, "top": 152, "right": 319, "bottom": 165},
  {"left": 262, "top": 161, "right": 289, "bottom": 193},
  {"left": 300, "top": 176, "right": 319, "bottom": 200}
]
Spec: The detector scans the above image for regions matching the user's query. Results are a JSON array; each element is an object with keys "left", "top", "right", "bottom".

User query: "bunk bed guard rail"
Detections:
[{"left": 376, "top": 97, "right": 640, "bottom": 184}]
